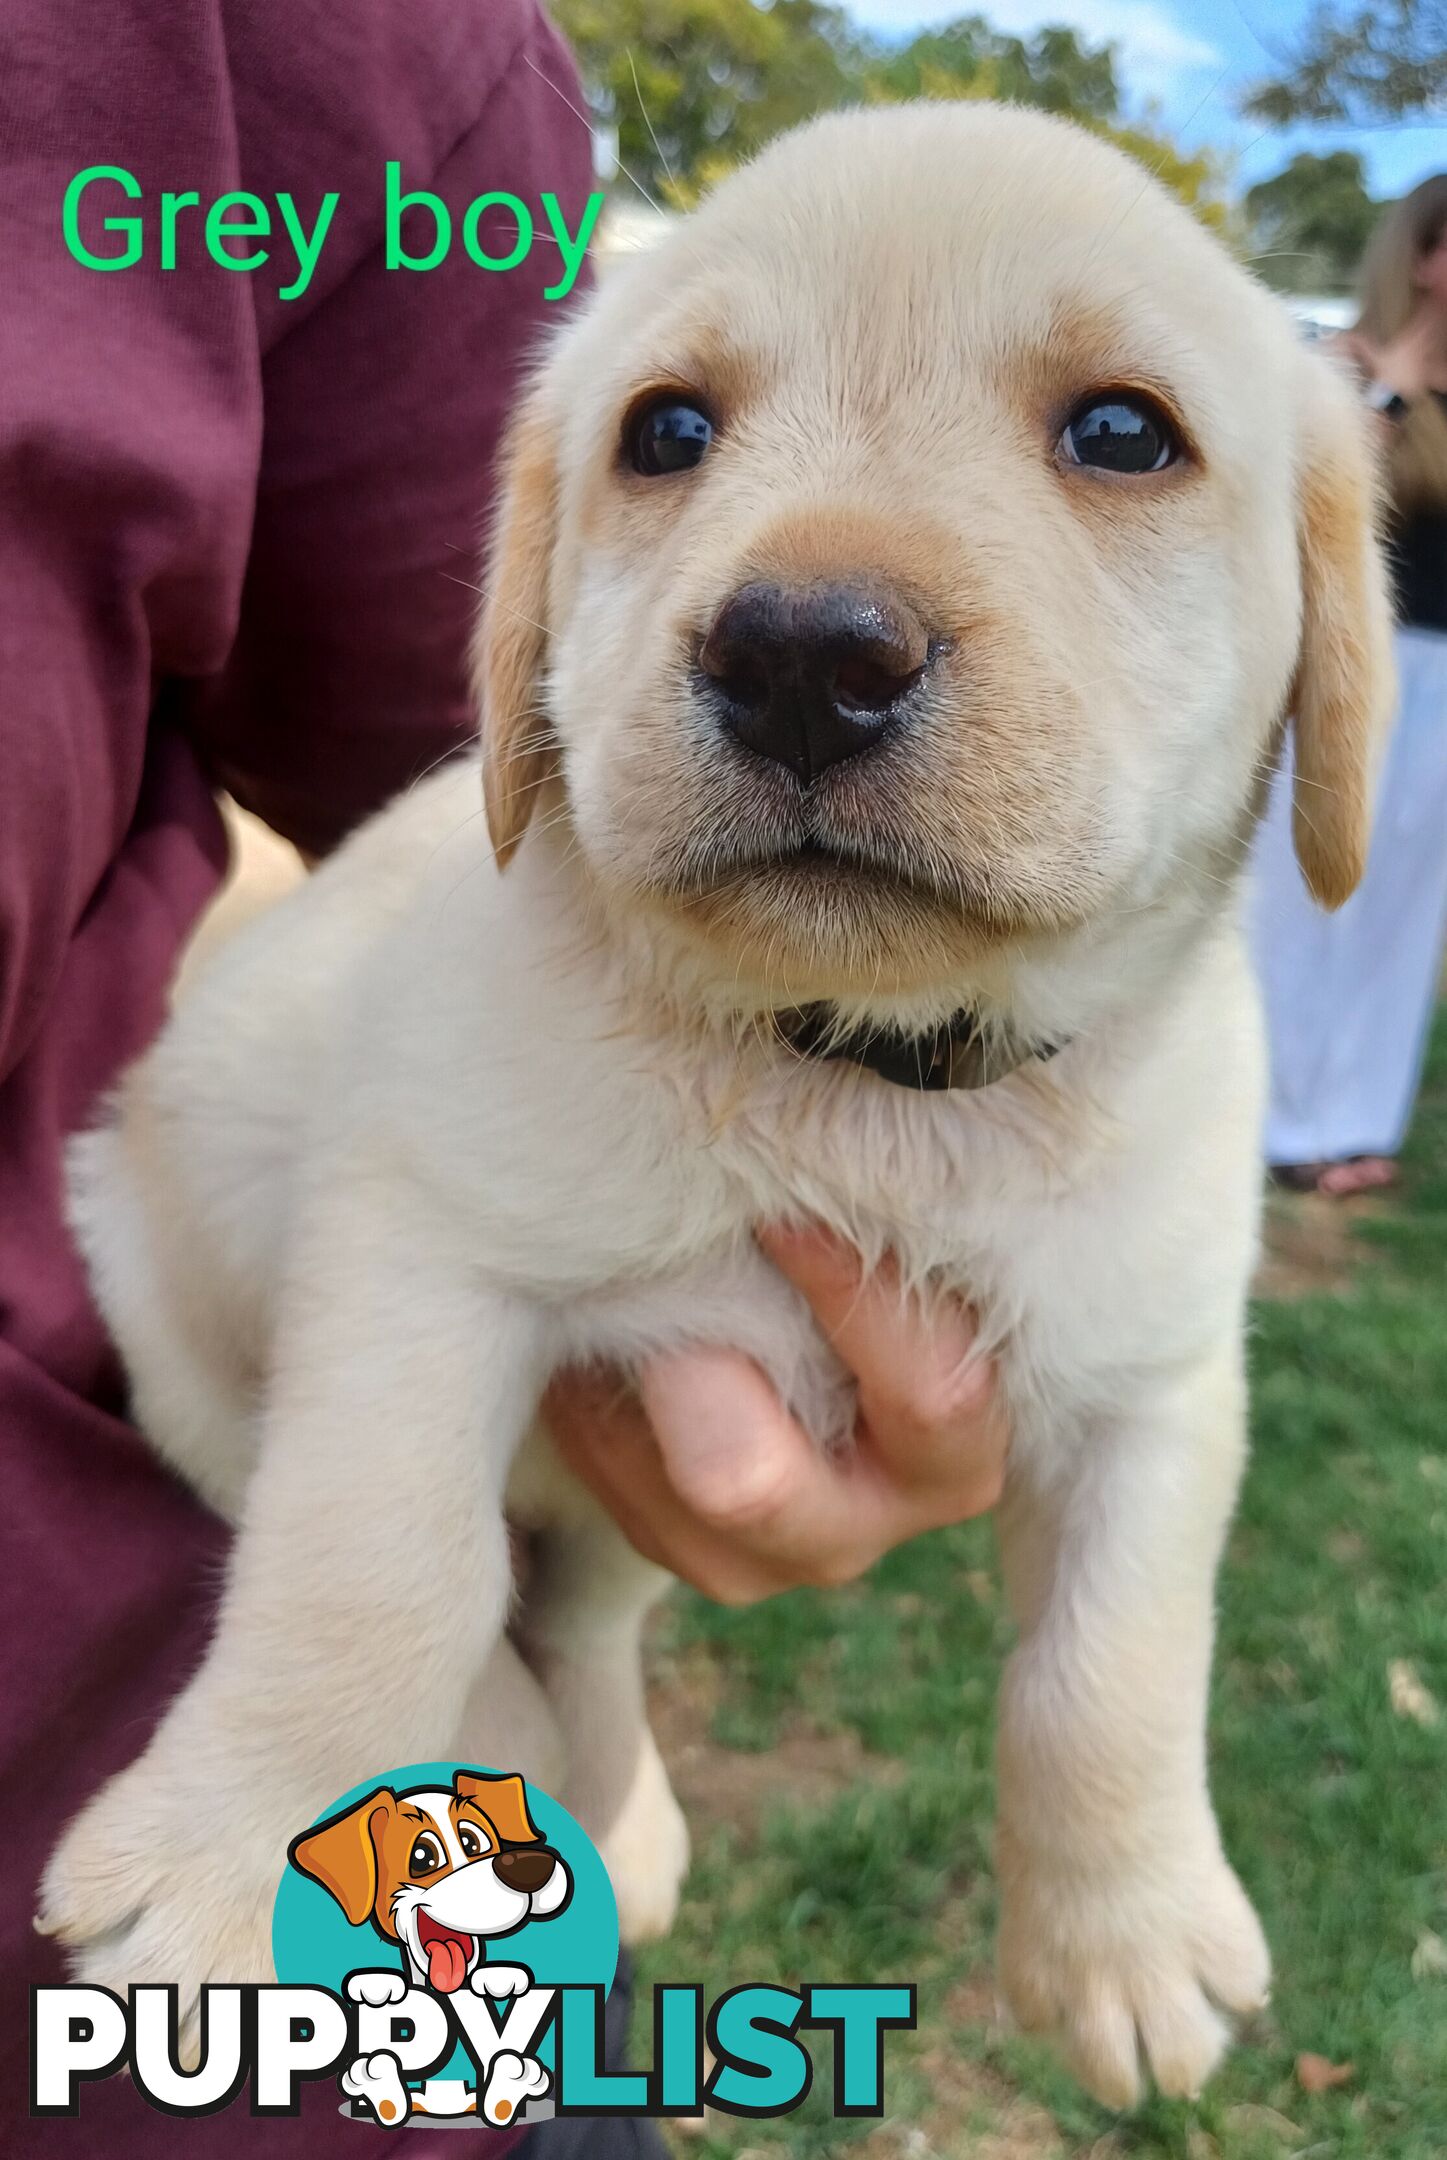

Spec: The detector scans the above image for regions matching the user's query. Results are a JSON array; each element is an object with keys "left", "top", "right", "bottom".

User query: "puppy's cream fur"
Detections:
[{"left": 45, "top": 106, "right": 1393, "bottom": 2110}]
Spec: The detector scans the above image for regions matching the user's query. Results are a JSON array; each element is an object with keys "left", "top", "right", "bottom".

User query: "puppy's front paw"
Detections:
[
  {"left": 998, "top": 1830, "right": 1270, "bottom": 2111},
  {"left": 39, "top": 1751, "right": 280, "bottom": 2042}
]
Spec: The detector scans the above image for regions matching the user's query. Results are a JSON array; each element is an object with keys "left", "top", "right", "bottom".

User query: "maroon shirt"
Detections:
[{"left": 0, "top": 3, "right": 592, "bottom": 2149}]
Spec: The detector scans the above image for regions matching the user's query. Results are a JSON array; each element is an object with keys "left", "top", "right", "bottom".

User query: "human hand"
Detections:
[
  {"left": 543, "top": 1226, "right": 1007, "bottom": 1605},
  {"left": 1336, "top": 306, "right": 1438, "bottom": 403}
]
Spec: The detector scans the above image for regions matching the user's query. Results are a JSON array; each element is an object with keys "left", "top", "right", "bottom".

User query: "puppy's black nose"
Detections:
[
  {"left": 699, "top": 581, "right": 929, "bottom": 783},
  {"left": 492, "top": 1847, "right": 556, "bottom": 1894}
]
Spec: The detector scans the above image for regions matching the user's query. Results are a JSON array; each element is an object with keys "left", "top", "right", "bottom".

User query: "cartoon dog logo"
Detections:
[{"left": 289, "top": 1768, "right": 571, "bottom": 2126}]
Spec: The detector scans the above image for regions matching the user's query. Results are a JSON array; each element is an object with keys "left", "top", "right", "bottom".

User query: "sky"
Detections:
[{"left": 846, "top": 0, "right": 1447, "bottom": 197}]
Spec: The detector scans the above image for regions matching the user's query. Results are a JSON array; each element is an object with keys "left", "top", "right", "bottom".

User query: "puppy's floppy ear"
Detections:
[
  {"left": 454, "top": 1770, "right": 541, "bottom": 1846},
  {"left": 1287, "top": 351, "right": 1396, "bottom": 909},
  {"left": 288, "top": 1788, "right": 396, "bottom": 1924},
  {"left": 475, "top": 388, "right": 560, "bottom": 868}
]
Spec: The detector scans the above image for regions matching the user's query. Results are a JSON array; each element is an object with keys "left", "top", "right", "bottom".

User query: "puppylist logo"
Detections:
[
  {"left": 32, "top": 1761, "right": 916, "bottom": 2128},
  {"left": 287, "top": 1767, "right": 577, "bottom": 2126}
]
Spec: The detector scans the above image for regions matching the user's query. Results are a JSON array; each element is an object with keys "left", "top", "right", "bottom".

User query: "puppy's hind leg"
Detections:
[
  {"left": 454, "top": 1636, "right": 565, "bottom": 1799},
  {"left": 514, "top": 1468, "right": 685, "bottom": 1945}
]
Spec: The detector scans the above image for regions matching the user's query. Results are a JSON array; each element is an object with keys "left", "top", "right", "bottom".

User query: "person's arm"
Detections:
[
  {"left": 184, "top": 7, "right": 595, "bottom": 855},
  {"left": 0, "top": 1, "right": 264, "bottom": 1091}
]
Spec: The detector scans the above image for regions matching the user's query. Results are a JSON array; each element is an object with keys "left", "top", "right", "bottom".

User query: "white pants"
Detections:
[{"left": 1250, "top": 624, "right": 1447, "bottom": 1165}]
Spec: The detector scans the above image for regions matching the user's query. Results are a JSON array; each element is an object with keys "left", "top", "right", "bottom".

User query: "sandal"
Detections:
[{"left": 1269, "top": 1156, "right": 1398, "bottom": 1197}]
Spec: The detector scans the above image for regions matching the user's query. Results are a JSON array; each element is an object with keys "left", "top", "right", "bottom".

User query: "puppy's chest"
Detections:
[
  {"left": 690, "top": 1063, "right": 1191, "bottom": 1412},
  {"left": 502, "top": 1032, "right": 1212, "bottom": 1446},
  {"left": 702, "top": 1065, "right": 1069, "bottom": 1286}
]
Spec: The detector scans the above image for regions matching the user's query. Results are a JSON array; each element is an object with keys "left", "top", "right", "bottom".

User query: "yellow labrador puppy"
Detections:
[{"left": 46, "top": 104, "right": 1392, "bottom": 2109}]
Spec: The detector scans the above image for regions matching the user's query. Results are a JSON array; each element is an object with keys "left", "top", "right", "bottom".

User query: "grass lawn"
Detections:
[{"left": 636, "top": 1019, "right": 1447, "bottom": 2159}]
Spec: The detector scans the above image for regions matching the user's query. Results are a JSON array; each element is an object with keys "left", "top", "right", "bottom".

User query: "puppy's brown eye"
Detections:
[
  {"left": 408, "top": 1835, "right": 443, "bottom": 1877},
  {"left": 457, "top": 1823, "right": 485, "bottom": 1859},
  {"left": 1060, "top": 395, "right": 1177, "bottom": 475},
  {"left": 625, "top": 396, "right": 713, "bottom": 477}
]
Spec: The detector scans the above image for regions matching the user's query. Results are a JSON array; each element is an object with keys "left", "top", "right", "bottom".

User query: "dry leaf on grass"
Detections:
[
  {"left": 1387, "top": 1658, "right": 1440, "bottom": 1727},
  {"left": 1296, "top": 2051, "right": 1356, "bottom": 2093},
  {"left": 1411, "top": 1928, "right": 1447, "bottom": 1980}
]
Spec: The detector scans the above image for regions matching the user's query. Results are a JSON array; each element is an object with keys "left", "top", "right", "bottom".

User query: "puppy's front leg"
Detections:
[
  {"left": 42, "top": 1179, "right": 544, "bottom": 2019},
  {"left": 995, "top": 1343, "right": 1269, "bottom": 2110}
]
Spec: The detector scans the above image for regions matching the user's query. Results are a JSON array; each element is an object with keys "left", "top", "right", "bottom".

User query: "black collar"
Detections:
[{"left": 772, "top": 1003, "right": 1061, "bottom": 1092}]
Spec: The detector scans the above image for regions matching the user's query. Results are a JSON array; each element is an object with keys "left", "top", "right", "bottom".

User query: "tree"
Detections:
[
  {"left": 552, "top": 0, "right": 860, "bottom": 204},
  {"left": 1245, "top": 151, "right": 1380, "bottom": 292},
  {"left": 866, "top": 16, "right": 1118, "bottom": 121},
  {"left": 1091, "top": 120, "right": 1234, "bottom": 238},
  {"left": 553, "top": 2, "right": 1231, "bottom": 233},
  {"left": 865, "top": 22, "right": 1231, "bottom": 234},
  {"left": 1243, "top": 2, "right": 1446, "bottom": 125}
]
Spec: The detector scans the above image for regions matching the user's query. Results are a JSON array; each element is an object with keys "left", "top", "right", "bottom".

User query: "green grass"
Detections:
[{"left": 635, "top": 1020, "right": 1447, "bottom": 2158}]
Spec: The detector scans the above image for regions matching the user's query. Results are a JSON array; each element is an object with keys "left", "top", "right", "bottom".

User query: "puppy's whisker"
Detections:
[
  {"left": 439, "top": 570, "right": 487, "bottom": 600},
  {"left": 405, "top": 737, "right": 478, "bottom": 795},
  {"left": 522, "top": 53, "right": 667, "bottom": 222},
  {"left": 1073, "top": 62, "right": 1236, "bottom": 283},
  {"left": 443, "top": 574, "right": 554, "bottom": 649},
  {"left": 626, "top": 48, "right": 678, "bottom": 198}
]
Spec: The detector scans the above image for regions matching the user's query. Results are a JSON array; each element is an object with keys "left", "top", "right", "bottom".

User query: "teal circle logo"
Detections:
[{"left": 272, "top": 1761, "right": 617, "bottom": 2127}]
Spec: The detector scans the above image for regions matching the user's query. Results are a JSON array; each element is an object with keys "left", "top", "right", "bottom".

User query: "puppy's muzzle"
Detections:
[
  {"left": 492, "top": 1846, "right": 558, "bottom": 1894},
  {"left": 698, "top": 580, "right": 931, "bottom": 784}
]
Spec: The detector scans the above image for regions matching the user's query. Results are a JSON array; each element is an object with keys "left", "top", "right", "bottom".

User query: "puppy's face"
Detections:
[{"left": 481, "top": 106, "right": 1392, "bottom": 1029}]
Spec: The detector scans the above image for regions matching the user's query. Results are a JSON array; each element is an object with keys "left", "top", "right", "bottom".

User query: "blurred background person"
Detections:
[{"left": 1252, "top": 174, "right": 1447, "bottom": 1195}]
